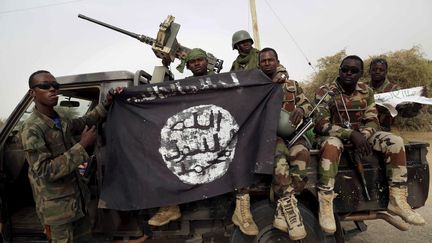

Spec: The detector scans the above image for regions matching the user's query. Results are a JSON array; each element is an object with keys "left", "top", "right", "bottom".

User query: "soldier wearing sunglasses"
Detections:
[
  {"left": 313, "top": 56, "right": 425, "bottom": 234},
  {"left": 21, "top": 70, "right": 123, "bottom": 242}
]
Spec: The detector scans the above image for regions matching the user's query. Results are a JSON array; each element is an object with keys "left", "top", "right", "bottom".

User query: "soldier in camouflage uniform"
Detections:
[
  {"left": 231, "top": 30, "right": 288, "bottom": 82},
  {"left": 148, "top": 48, "right": 211, "bottom": 227},
  {"left": 229, "top": 31, "right": 291, "bottom": 236},
  {"left": 21, "top": 70, "right": 122, "bottom": 242},
  {"left": 259, "top": 47, "right": 313, "bottom": 240},
  {"left": 314, "top": 56, "right": 425, "bottom": 234},
  {"left": 185, "top": 48, "right": 213, "bottom": 77},
  {"left": 368, "top": 58, "right": 423, "bottom": 131}
]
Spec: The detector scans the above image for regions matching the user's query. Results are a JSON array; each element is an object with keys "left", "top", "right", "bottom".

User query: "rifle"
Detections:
[
  {"left": 348, "top": 150, "right": 371, "bottom": 200},
  {"left": 287, "top": 90, "right": 335, "bottom": 148},
  {"left": 328, "top": 90, "right": 372, "bottom": 200},
  {"left": 78, "top": 14, "right": 223, "bottom": 74}
]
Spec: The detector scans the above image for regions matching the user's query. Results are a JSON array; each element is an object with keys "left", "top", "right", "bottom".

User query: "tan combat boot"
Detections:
[
  {"left": 318, "top": 190, "right": 336, "bottom": 234},
  {"left": 273, "top": 202, "right": 288, "bottom": 232},
  {"left": 232, "top": 193, "right": 259, "bottom": 236},
  {"left": 274, "top": 194, "right": 307, "bottom": 240},
  {"left": 387, "top": 186, "right": 426, "bottom": 225},
  {"left": 148, "top": 205, "right": 181, "bottom": 226}
]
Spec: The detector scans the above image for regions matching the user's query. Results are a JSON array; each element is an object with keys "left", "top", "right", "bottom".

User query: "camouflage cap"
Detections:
[{"left": 185, "top": 48, "right": 207, "bottom": 63}]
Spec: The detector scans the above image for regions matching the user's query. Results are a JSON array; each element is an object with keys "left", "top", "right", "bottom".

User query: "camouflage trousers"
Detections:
[
  {"left": 273, "top": 137, "right": 310, "bottom": 198},
  {"left": 49, "top": 214, "right": 93, "bottom": 243},
  {"left": 318, "top": 131, "right": 407, "bottom": 190}
]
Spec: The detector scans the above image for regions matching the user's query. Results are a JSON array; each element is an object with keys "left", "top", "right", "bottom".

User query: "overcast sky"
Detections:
[{"left": 1, "top": 0, "right": 431, "bottom": 119}]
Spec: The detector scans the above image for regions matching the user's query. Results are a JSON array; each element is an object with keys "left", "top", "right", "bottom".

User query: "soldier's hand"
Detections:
[
  {"left": 350, "top": 130, "right": 371, "bottom": 158},
  {"left": 79, "top": 125, "right": 97, "bottom": 148},
  {"left": 396, "top": 102, "right": 422, "bottom": 118},
  {"left": 272, "top": 72, "right": 288, "bottom": 83},
  {"left": 290, "top": 108, "right": 304, "bottom": 126},
  {"left": 105, "top": 87, "right": 125, "bottom": 107}
]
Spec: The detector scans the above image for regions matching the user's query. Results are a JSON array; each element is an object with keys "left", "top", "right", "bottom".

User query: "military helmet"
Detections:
[
  {"left": 277, "top": 109, "right": 297, "bottom": 138},
  {"left": 232, "top": 30, "right": 254, "bottom": 50}
]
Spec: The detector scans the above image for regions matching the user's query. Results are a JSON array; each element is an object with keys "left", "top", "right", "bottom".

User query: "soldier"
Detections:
[
  {"left": 148, "top": 48, "right": 215, "bottom": 228},
  {"left": 21, "top": 70, "right": 123, "bottom": 242},
  {"left": 231, "top": 30, "right": 288, "bottom": 83},
  {"left": 228, "top": 31, "right": 290, "bottom": 236},
  {"left": 185, "top": 48, "right": 212, "bottom": 77},
  {"left": 230, "top": 30, "right": 260, "bottom": 71},
  {"left": 259, "top": 47, "right": 312, "bottom": 240},
  {"left": 368, "top": 58, "right": 423, "bottom": 131},
  {"left": 314, "top": 55, "right": 425, "bottom": 234}
]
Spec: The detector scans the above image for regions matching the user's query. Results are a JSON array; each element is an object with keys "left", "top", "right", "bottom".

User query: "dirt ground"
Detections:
[{"left": 346, "top": 131, "right": 432, "bottom": 243}]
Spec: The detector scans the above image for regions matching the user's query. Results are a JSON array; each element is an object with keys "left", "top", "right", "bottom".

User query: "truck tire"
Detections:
[{"left": 229, "top": 199, "right": 336, "bottom": 243}]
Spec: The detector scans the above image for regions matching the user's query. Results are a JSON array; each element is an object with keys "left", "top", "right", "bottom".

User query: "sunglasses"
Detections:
[
  {"left": 340, "top": 67, "right": 361, "bottom": 74},
  {"left": 31, "top": 82, "right": 61, "bottom": 90}
]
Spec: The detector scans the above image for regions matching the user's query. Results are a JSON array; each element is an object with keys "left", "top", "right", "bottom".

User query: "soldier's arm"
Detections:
[
  {"left": 397, "top": 103, "right": 422, "bottom": 118},
  {"left": 360, "top": 88, "right": 379, "bottom": 139},
  {"left": 21, "top": 125, "right": 89, "bottom": 182},
  {"left": 69, "top": 103, "right": 107, "bottom": 134},
  {"left": 272, "top": 65, "right": 289, "bottom": 83},
  {"left": 395, "top": 83, "right": 425, "bottom": 118},
  {"left": 314, "top": 86, "right": 352, "bottom": 140},
  {"left": 293, "top": 81, "right": 313, "bottom": 117}
]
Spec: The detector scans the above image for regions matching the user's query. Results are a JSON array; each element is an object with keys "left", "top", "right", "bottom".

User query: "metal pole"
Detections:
[{"left": 249, "top": 0, "right": 261, "bottom": 49}]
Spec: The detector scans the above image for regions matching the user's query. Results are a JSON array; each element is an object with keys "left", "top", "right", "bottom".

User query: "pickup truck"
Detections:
[{"left": 0, "top": 70, "right": 428, "bottom": 242}]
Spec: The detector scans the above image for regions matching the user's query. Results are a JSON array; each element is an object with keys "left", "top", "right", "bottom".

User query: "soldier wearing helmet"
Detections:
[
  {"left": 231, "top": 30, "right": 258, "bottom": 71},
  {"left": 231, "top": 30, "right": 289, "bottom": 83}
]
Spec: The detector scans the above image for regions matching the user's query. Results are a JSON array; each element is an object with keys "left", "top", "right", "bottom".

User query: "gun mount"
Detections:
[{"left": 78, "top": 14, "right": 223, "bottom": 76}]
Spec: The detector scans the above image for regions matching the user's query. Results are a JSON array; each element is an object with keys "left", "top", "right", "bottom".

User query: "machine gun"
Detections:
[{"left": 78, "top": 14, "right": 223, "bottom": 77}]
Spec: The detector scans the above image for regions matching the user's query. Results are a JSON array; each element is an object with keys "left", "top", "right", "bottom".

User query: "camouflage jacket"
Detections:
[
  {"left": 282, "top": 79, "right": 313, "bottom": 116},
  {"left": 314, "top": 79, "right": 379, "bottom": 140},
  {"left": 230, "top": 48, "right": 260, "bottom": 71},
  {"left": 21, "top": 104, "right": 107, "bottom": 225},
  {"left": 230, "top": 49, "right": 289, "bottom": 79},
  {"left": 369, "top": 78, "right": 400, "bottom": 131}
]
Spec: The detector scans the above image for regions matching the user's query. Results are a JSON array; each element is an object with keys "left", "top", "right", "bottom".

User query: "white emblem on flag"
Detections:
[{"left": 159, "top": 105, "right": 239, "bottom": 185}]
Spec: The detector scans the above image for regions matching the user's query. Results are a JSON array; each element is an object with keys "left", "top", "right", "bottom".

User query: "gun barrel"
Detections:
[
  {"left": 78, "top": 14, "right": 155, "bottom": 45},
  {"left": 288, "top": 118, "right": 314, "bottom": 148},
  {"left": 351, "top": 152, "right": 372, "bottom": 201}
]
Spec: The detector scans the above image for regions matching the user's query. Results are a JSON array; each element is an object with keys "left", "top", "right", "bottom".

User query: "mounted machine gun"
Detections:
[{"left": 78, "top": 14, "right": 223, "bottom": 82}]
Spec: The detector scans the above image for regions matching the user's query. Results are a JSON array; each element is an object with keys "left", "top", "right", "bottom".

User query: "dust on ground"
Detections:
[{"left": 346, "top": 131, "right": 432, "bottom": 243}]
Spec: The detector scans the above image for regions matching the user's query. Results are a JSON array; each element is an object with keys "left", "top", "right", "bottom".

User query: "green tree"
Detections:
[{"left": 303, "top": 49, "right": 347, "bottom": 100}]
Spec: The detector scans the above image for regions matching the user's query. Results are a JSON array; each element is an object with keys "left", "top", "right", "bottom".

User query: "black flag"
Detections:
[{"left": 100, "top": 69, "right": 283, "bottom": 210}]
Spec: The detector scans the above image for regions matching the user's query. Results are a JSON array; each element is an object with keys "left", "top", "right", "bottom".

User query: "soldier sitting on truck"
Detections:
[
  {"left": 230, "top": 30, "right": 287, "bottom": 83},
  {"left": 147, "top": 49, "right": 211, "bottom": 227},
  {"left": 368, "top": 58, "right": 423, "bottom": 131},
  {"left": 148, "top": 49, "right": 210, "bottom": 227},
  {"left": 314, "top": 55, "right": 426, "bottom": 234},
  {"left": 259, "top": 47, "right": 313, "bottom": 240},
  {"left": 20, "top": 70, "right": 123, "bottom": 242}
]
